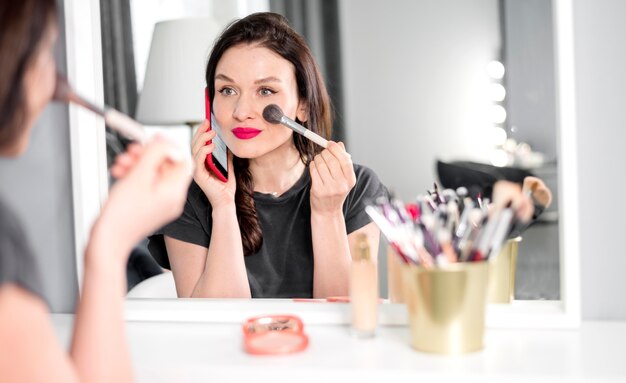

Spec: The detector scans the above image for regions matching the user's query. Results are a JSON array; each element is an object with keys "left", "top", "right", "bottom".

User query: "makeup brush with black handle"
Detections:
[{"left": 262, "top": 104, "right": 329, "bottom": 149}]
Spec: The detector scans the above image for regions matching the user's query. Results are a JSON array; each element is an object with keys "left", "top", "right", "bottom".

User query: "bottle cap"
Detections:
[{"left": 355, "top": 233, "right": 371, "bottom": 261}]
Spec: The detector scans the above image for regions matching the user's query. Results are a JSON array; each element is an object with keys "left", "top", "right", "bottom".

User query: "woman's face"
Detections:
[
  {"left": 12, "top": 23, "right": 58, "bottom": 155},
  {"left": 213, "top": 43, "right": 307, "bottom": 159}
]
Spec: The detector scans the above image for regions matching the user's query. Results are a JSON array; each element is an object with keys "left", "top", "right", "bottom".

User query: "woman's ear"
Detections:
[{"left": 296, "top": 100, "right": 308, "bottom": 123}]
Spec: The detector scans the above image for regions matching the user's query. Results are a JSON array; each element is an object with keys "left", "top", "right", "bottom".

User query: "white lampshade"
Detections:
[{"left": 135, "top": 18, "right": 223, "bottom": 125}]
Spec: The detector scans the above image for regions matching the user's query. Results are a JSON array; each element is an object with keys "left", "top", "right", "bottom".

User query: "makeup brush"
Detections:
[
  {"left": 262, "top": 104, "right": 328, "bottom": 149},
  {"left": 53, "top": 73, "right": 146, "bottom": 143}
]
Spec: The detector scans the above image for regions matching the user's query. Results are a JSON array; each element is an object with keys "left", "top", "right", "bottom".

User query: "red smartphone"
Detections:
[{"left": 204, "top": 87, "right": 228, "bottom": 182}]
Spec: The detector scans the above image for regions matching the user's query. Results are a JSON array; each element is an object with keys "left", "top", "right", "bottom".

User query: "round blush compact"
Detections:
[{"left": 242, "top": 314, "right": 309, "bottom": 355}]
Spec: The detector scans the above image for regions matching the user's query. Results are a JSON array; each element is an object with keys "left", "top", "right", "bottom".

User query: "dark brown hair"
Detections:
[
  {"left": 0, "top": 0, "right": 57, "bottom": 150},
  {"left": 206, "top": 12, "right": 332, "bottom": 256}
]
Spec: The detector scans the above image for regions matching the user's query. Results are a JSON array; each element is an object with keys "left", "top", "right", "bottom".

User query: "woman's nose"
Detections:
[{"left": 232, "top": 94, "right": 256, "bottom": 121}]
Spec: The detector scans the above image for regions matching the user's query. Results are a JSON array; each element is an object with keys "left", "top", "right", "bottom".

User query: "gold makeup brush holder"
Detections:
[
  {"left": 401, "top": 261, "right": 490, "bottom": 354},
  {"left": 487, "top": 237, "right": 521, "bottom": 304}
]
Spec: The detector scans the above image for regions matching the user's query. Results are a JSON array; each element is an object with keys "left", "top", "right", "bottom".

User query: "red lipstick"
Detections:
[{"left": 232, "top": 127, "right": 261, "bottom": 140}]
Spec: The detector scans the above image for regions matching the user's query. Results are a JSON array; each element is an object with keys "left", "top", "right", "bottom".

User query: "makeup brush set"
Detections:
[{"left": 367, "top": 184, "right": 517, "bottom": 268}]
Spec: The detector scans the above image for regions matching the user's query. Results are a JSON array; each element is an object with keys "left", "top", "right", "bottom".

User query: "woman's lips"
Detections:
[{"left": 231, "top": 127, "right": 262, "bottom": 139}]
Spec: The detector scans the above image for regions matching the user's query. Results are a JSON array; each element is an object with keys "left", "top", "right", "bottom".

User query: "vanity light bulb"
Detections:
[
  {"left": 490, "top": 148, "right": 510, "bottom": 167},
  {"left": 491, "top": 105, "right": 507, "bottom": 124},
  {"left": 491, "top": 127, "right": 507, "bottom": 146},
  {"left": 503, "top": 138, "right": 518, "bottom": 151},
  {"left": 489, "top": 83, "right": 506, "bottom": 102},
  {"left": 487, "top": 60, "right": 505, "bottom": 79}
]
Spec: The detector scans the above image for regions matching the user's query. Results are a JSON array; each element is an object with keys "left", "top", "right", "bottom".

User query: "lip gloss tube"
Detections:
[{"left": 350, "top": 234, "right": 379, "bottom": 338}]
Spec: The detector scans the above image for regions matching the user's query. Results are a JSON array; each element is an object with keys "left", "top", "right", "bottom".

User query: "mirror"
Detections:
[
  {"left": 115, "top": 0, "right": 560, "bottom": 302},
  {"left": 64, "top": 0, "right": 579, "bottom": 324}
]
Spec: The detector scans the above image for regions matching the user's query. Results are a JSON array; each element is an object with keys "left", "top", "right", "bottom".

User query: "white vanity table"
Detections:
[{"left": 51, "top": 313, "right": 626, "bottom": 383}]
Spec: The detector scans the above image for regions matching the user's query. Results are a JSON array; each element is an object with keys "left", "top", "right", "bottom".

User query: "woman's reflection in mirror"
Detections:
[{"left": 148, "top": 12, "right": 388, "bottom": 299}]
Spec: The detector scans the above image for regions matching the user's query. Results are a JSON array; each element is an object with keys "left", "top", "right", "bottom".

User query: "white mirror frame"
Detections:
[{"left": 65, "top": 0, "right": 580, "bottom": 328}]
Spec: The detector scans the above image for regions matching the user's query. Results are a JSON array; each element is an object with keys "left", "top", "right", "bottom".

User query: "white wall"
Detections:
[
  {"left": 339, "top": 0, "right": 500, "bottom": 201},
  {"left": 574, "top": 0, "right": 626, "bottom": 319}
]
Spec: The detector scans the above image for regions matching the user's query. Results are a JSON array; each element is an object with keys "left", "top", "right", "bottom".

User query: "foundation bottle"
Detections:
[{"left": 350, "top": 233, "right": 378, "bottom": 338}]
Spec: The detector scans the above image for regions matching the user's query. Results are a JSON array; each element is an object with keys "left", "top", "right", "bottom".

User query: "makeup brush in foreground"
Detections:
[
  {"left": 53, "top": 73, "right": 184, "bottom": 161},
  {"left": 53, "top": 72, "right": 147, "bottom": 143},
  {"left": 262, "top": 104, "right": 329, "bottom": 149}
]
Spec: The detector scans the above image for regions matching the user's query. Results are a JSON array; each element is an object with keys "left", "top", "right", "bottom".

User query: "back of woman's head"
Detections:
[
  {"left": 0, "top": 0, "right": 57, "bottom": 149},
  {"left": 205, "top": 12, "right": 333, "bottom": 256},
  {"left": 206, "top": 12, "right": 332, "bottom": 159}
]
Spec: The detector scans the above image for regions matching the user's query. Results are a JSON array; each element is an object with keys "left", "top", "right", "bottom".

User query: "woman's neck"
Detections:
[{"left": 249, "top": 142, "right": 305, "bottom": 196}]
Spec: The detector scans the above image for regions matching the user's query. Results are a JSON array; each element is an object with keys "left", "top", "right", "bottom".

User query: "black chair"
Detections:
[
  {"left": 436, "top": 160, "right": 534, "bottom": 200},
  {"left": 126, "top": 244, "right": 164, "bottom": 291},
  {"left": 147, "top": 235, "right": 171, "bottom": 270}
]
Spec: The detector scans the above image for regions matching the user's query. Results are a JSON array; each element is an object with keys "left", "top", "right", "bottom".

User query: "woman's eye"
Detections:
[
  {"left": 259, "top": 87, "right": 276, "bottom": 96},
  {"left": 219, "top": 87, "right": 236, "bottom": 96}
]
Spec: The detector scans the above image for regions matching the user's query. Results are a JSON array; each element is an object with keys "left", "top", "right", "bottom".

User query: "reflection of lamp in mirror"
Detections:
[{"left": 135, "top": 18, "right": 222, "bottom": 136}]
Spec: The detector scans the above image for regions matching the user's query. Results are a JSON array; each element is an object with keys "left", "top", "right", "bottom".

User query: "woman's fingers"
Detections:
[
  {"left": 312, "top": 154, "right": 330, "bottom": 187},
  {"left": 523, "top": 176, "right": 552, "bottom": 207},
  {"left": 193, "top": 143, "right": 215, "bottom": 172},
  {"left": 320, "top": 147, "right": 342, "bottom": 180},
  {"left": 317, "top": 142, "right": 355, "bottom": 189},
  {"left": 309, "top": 159, "right": 321, "bottom": 185},
  {"left": 493, "top": 180, "right": 533, "bottom": 222},
  {"left": 192, "top": 120, "right": 210, "bottom": 142},
  {"left": 110, "top": 143, "right": 144, "bottom": 179},
  {"left": 329, "top": 141, "right": 356, "bottom": 185},
  {"left": 192, "top": 130, "right": 217, "bottom": 157}
]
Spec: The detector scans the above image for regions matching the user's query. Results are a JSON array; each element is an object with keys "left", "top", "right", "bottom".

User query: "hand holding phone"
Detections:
[{"left": 204, "top": 87, "right": 229, "bottom": 182}]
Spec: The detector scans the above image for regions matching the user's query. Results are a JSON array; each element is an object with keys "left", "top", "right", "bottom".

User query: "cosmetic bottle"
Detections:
[{"left": 350, "top": 234, "right": 378, "bottom": 338}]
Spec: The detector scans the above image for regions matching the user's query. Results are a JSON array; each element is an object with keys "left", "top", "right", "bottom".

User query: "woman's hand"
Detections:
[
  {"left": 523, "top": 176, "right": 552, "bottom": 208},
  {"left": 94, "top": 136, "right": 192, "bottom": 264},
  {"left": 309, "top": 141, "right": 356, "bottom": 215},
  {"left": 191, "top": 120, "right": 236, "bottom": 209},
  {"left": 492, "top": 180, "right": 534, "bottom": 223}
]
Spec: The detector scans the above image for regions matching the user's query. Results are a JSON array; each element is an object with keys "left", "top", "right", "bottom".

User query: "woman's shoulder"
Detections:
[
  {"left": 187, "top": 180, "right": 208, "bottom": 202},
  {"left": 352, "top": 163, "right": 377, "bottom": 177},
  {"left": 352, "top": 163, "right": 386, "bottom": 189},
  {"left": 184, "top": 180, "right": 211, "bottom": 212},
  {"left": 347, "top": 162, "right": 389, "bottom": 200}
]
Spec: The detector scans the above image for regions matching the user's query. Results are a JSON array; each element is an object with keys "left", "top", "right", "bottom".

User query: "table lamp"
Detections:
[{"left": 135, "top": 18, "right": 222, "bottom": 128}]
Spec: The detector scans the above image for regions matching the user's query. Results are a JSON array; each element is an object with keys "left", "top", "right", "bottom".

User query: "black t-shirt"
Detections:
[
  {"left": 0, "top": 197, "right": 46, "bottom": 303},
  {"left": 148, "top": 164, "right": 388, "bottom": 298}
]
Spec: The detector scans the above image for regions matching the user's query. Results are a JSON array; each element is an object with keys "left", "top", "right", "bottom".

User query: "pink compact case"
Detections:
[{"left": 242, "top": 314, "right": 309, "bottom": 355}]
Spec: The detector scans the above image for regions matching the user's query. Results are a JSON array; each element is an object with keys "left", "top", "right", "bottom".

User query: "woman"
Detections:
[
  {"left": 149, "top": 12, "right": 388, "bottom": 299},
  {"left": 0, "top": 1, "right": 190, "bottom": 381}
]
